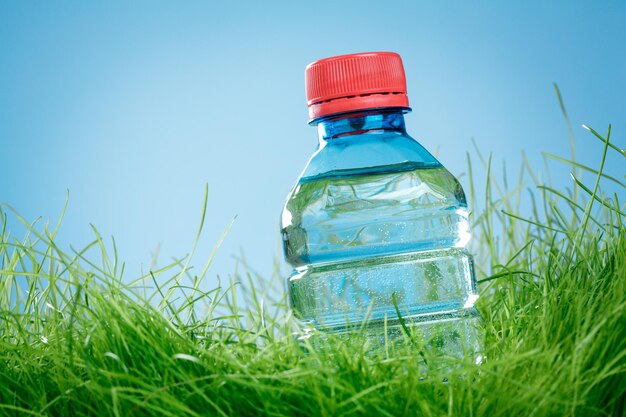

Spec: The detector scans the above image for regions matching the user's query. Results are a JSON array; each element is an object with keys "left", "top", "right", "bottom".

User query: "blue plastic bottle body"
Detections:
[{"left": 281, "top": 109, "right": 479, "bottom": 346}]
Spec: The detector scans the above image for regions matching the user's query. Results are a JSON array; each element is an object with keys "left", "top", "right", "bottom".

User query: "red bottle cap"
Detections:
[{"left": 305, "top": 52, "right": 410, "bottom": 121}]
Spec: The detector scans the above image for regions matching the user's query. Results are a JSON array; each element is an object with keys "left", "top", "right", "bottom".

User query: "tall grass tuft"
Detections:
[{"left": 1, "top": 106, "right": 625, "bottom": 415}]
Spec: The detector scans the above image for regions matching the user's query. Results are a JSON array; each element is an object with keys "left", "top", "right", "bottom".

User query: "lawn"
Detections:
[{"left": 1, "top": 114, "right": 624, "bottom": 416}]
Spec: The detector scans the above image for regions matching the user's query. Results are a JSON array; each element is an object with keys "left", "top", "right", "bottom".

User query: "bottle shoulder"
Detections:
[{"left": 299, "top": 131, "right": 441, "bottom": 182}]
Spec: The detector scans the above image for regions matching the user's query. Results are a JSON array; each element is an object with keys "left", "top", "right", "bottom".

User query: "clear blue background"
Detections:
[{"left": 1, "top": 1, "right": 625, "bottom": 283}]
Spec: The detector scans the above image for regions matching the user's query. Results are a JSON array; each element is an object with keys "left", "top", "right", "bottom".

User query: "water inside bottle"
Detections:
[{"left": 282, "top": 161, "right": 481, "bottom": 354}]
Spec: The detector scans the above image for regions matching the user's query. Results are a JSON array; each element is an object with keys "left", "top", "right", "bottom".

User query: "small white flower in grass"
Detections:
[
  {"left": 41, "top": 336, "right": 48, "bottom": 344},
  {"left": 173, "top": 353, "right": 200, "bottom": 363}
]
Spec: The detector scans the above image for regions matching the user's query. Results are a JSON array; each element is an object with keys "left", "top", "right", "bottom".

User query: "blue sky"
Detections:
[{"left": 1, "top": 1, "right": 625, "bottom": 285}]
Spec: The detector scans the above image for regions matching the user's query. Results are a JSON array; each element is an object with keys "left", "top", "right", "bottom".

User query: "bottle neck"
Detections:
[{"left": 315, "top": 108, "right": 408, "bottom": 142}]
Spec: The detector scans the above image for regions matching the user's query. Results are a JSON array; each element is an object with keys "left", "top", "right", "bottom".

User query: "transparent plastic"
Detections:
[{"left": 281, "top": 109, "right": 480, "bottom": 355}]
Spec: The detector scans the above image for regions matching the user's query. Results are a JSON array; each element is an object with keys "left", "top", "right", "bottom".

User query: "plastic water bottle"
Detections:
[{"left": 280, "top": 52, "right": 480, "bottom": 356}]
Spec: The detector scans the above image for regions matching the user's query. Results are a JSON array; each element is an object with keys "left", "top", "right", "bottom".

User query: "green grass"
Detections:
[{"left": 1, "top": 109, "right": 625, "bottom": 415}]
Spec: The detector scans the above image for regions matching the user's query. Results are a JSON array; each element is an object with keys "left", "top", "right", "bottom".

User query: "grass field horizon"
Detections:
[{"left": 1, "top": 96, "right": 625, "bottom": 415}]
